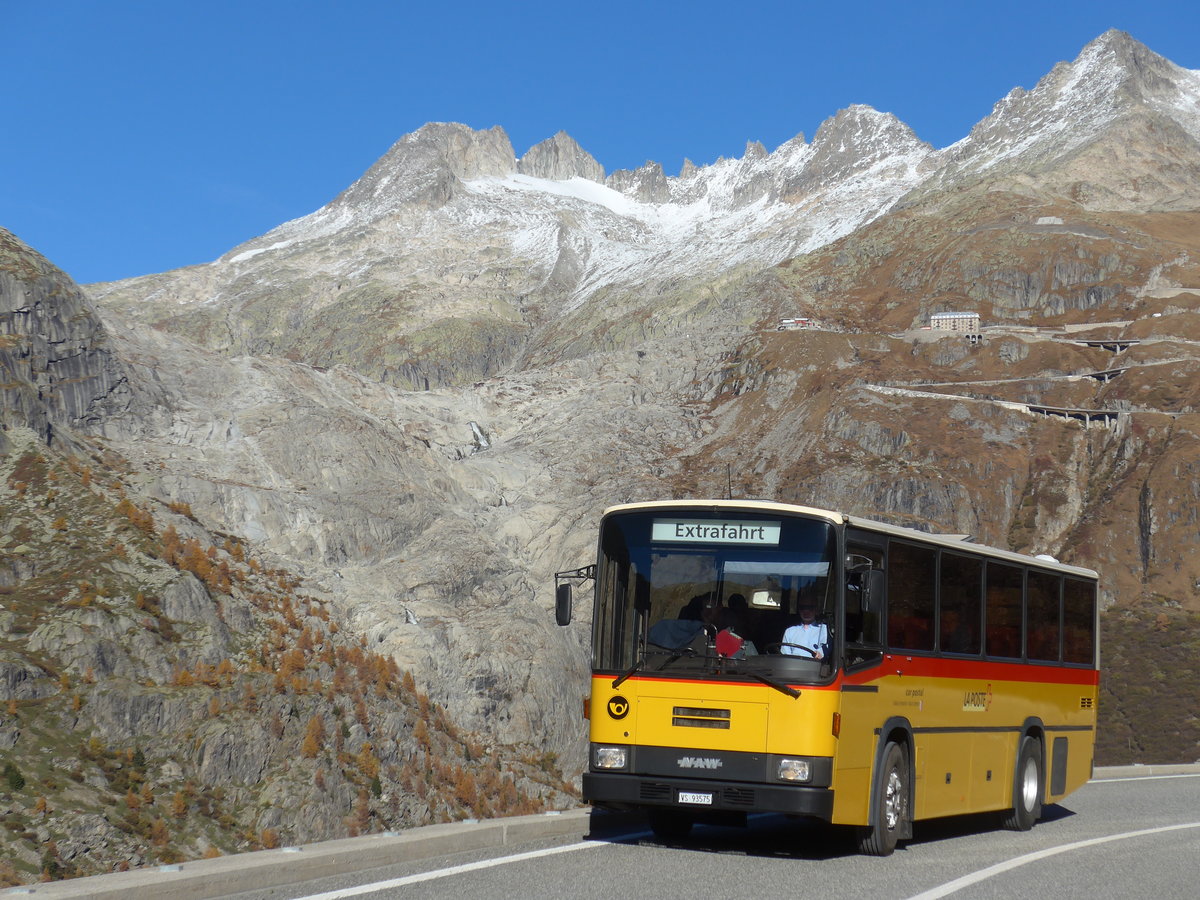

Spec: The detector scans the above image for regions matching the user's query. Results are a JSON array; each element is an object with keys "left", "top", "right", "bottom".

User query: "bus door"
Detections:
[{"left": 831, "top": 530, "right": 885, "bottom": 824}]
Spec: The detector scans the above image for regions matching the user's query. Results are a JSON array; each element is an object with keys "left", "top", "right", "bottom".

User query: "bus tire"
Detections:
[
  {"left": 857, "top": 741, "right": 908, "bottom": 856},
  {"left": 648, "top": 808, "right": 693, "bottom": 841},
  {"left": 1003, "top": 735, "right": 1043, "bottom": 831}
]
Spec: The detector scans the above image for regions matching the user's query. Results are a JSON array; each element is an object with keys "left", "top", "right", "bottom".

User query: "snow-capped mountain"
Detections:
[
  {"left": 89, "top": 30, "right": 1200, "bottom": 388},
  {"left": 96, "top": 108, "right": 931, "bottom": 310},
  {"left": 915, "top": 29, "right": 1200, "bottom": 204}
]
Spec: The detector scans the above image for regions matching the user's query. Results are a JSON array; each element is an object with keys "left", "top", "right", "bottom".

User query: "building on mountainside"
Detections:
[
  {"left": 929, "top": 311, "right": 983, "bottom": 345},
  {"left": 776, "top": 317, "right": 817, "bottom": 331},
  {"left": 930, "top": 311, "right": 981, "bottom": 333}
]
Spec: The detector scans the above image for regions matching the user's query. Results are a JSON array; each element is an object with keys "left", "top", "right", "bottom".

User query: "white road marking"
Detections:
[
  {"left": 1091, "top": 773, "right": 1200, "bottom": 783},
  {"left": 906, "top": 821, "right": 1200, "bottom": 899},
  {"left": 294, "top": 833, "right": 650, "bottom": 900}
]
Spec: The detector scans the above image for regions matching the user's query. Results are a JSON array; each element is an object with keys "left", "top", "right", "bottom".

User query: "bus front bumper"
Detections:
[{"left": 582, "top": 772, "right": 834, "bottom": 820}]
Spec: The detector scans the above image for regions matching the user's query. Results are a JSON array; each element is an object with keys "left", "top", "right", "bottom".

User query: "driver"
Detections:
[{"left": 781, "top": 601, "right": 828, "bottom": 659}]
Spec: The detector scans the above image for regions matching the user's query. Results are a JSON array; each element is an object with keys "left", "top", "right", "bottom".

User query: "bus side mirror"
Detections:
[
  {"left": 862, "top": 569, "right": 885, "bottom": 612},
  {"left": 555, "top": 583, "right": 573, "bottom": 626}
]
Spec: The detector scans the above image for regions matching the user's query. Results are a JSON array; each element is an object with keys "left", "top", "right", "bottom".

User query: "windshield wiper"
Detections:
[
  {"left": 616, "top": 649, "right": 799, "bottom": 699},
  {"left": 654, "top": 647, "right": 700, "bottom": 672},
  {"left": 746, "top": 671, "right": 801, "bottom": 699},
  {"left": 612, "top": 655, "right": 645, "bottom": 689},
  {"left": 613, "top": 645, "right": 699, "bottom": 687}
]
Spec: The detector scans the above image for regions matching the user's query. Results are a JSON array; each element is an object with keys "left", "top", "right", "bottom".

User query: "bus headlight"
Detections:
[
  {"left": 777, "top": 758, "right": 812, "bottom": 782},
  {"left": 593, "top": 746, "right": 628, "bottom": 769}
]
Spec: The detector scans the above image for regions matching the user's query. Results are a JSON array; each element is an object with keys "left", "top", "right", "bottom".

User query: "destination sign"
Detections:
[{"left": 652, "top": 518, "right": 781, "bottom": 546}]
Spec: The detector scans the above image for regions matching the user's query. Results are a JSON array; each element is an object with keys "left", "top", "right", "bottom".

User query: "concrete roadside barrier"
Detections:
[
  {"left": 3, "top": 808, "right": 615, "bottom": 899},
  {"left": 1091, "top": 763, "right": 1200, "bottom": 779}
]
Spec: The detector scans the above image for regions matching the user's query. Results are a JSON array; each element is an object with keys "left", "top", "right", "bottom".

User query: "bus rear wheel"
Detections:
[
  {"left": 857, "top": 741, "right": 908, "bottom": 856},
  {"left": 1003, "top": 736, "right": 1043, "bottom": 831}
]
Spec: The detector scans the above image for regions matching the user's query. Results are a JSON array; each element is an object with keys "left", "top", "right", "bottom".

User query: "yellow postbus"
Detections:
[{"left": 554, "top": 500, "right": 1099, "bottom": 855}]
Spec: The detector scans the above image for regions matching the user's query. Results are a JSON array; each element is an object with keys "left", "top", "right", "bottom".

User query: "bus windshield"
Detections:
[{"left": 593, "top": 510, "right": 838, "bottom": 685}]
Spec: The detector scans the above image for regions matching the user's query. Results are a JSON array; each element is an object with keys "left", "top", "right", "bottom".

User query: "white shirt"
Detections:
[{"left": 782, "top": 621, "right": 828, "bottom": 657}]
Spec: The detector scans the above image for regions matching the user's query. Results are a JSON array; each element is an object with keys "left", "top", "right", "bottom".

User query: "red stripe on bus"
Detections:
[
  {"left": 594, "top": 657, "right": 1098, "bottom": 692},
  {"left": 839, "top": 656, "right": 1099, "bottom": 686}
]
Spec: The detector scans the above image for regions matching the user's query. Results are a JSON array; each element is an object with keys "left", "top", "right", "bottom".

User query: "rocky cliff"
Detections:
[
  {"left": 0, "top": 236, "right": 573, "bottom": 884},
  {"left": 0, "top": 229, "right": 133, "bottom": 451}
]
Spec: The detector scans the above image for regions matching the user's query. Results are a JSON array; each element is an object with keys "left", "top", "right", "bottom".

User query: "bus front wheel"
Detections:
[
  {"left": 1003, "top": 736, "right": 1043, "bottom": 831},
  {"left": 857, "top": 741, "right": 908, "bottom": 856}
]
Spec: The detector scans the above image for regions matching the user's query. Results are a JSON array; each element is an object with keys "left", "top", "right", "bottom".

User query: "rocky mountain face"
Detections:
[
  {"left": 0, "top": 233, "right": 571, "bottom": 883},
  {"left": 4, "top": 27, "right": 1200, "bottom": 882},
  {"left": 0, "top": 230, "right": 133, "bottom": 450}
]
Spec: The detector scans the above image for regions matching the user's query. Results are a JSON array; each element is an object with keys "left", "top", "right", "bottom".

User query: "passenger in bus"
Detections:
[
  {"left": 719, "top": 593, "right": 750, "bottom": 635},
  {"left": 717, "top": 593, "right": 757, "bottom": 656},
  {"left": 679, "top": 595, "right": 705, "bottom": 621},
  {"left": 781, "top": 601, "right": 828, "bottom": 659},
  {"left": 684, "top": 593, "right": 726, "bottom": 634},
  {"left": 646, "top": 595, "right": 707, "bottom": 649}
]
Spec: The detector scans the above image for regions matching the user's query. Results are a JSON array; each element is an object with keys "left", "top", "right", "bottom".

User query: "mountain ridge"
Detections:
[
  {"left": 911, "top": 29, "right": 1200, "bottom": 206},
  {"left": 89, "top": 33, "right": 1199, "bottom": 386}
]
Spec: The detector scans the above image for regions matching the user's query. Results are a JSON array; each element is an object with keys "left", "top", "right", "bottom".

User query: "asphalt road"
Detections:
[
  {"left": 226, "top": 771, "right": 1200, "bottom": 900},
  {"left": 17, "top": 769, "right": 1199, "bottom": 900}
]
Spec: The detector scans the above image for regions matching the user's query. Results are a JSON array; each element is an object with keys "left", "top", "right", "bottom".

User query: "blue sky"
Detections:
[{"left": 3, "top": 0, "right": 1197, "bottom": 285}]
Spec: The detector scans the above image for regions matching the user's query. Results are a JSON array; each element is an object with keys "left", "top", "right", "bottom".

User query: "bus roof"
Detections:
[{"left": 600, "top": 498, "right": 1099, "bottom": 579}]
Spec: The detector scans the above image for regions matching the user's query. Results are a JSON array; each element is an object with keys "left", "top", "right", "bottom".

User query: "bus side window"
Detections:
[
  {"left": 1026, "top": 570, "right": 1061, "bottom": 662},
  {"left": 844, "top": 541, "right": 884, "bottom": 668},
  {"left": 940, "top": 552, "right": 982, "bottom": 655},
  {"left": 985, "top": 562, "right": 1023, "bottom": 659},
  {"left": 887, "top": 541, "right": 935, "bottom": 652},
  {"left": 1063, "top": 577, "right": 1096, "bottom": 665}
]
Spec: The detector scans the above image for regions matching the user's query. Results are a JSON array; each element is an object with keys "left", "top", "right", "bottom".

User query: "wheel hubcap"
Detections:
[
  {"left": 1020, "top": 757, "right": 1038, "bottom": 810},
  {"left": 884, "top": 769, "right": 903, "bottom": 830}
]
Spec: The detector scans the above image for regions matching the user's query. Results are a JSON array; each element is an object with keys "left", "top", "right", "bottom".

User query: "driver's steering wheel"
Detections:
[{"left": 767, "top": 641, "right": 819, "bottom": 658}]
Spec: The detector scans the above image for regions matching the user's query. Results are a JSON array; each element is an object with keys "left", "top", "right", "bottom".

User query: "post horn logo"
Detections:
[{"left": 607, "top": 696, "right": 630, "bottom": 719}]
